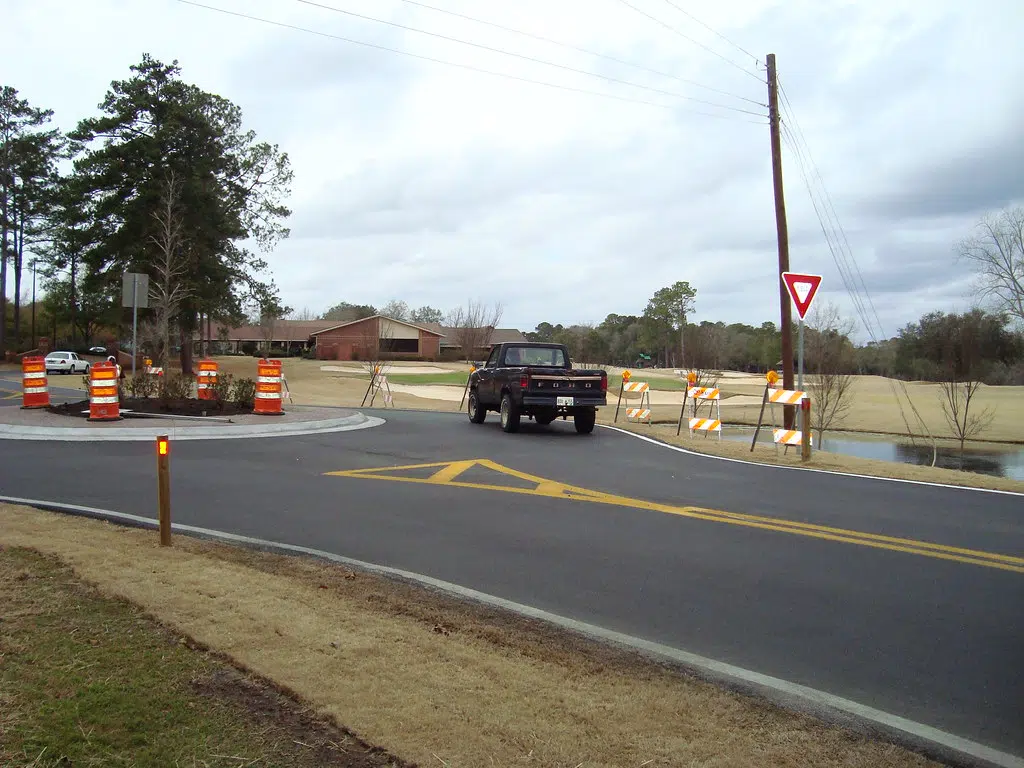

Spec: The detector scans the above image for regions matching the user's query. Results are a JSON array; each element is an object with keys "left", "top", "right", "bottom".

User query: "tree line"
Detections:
[
  {"left": 523, "top": 280, "right": 1024, "bottom": 386},
  {"left": 1, "top": 54, "right": 292, "bottom": 372}
]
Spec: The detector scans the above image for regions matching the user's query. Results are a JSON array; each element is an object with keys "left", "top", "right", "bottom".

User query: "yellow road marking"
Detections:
[
  {"left": 1, "top": 392, "right": 22, "bottom": 400},
  {"left": 325, "top": 459, "right": 1024, "bottom": 574}
]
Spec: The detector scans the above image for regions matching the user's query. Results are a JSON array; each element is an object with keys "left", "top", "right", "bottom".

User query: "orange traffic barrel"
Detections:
[
  {"left": 196, "top": 359, "right": 218, "bottom": 400},
  {"left": 254, "top": 358, "right": 284, "bottom": 415},
  {"left": 88, "top": 361, "right": 121, "bottom": 421},
  {"left": 20, "top": 356, "right": 49, "bottom": 409}
]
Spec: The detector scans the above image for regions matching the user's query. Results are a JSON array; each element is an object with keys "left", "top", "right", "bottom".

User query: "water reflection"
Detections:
[{"left": 725, "top": 428, "right": 1024, "bottom": 481}]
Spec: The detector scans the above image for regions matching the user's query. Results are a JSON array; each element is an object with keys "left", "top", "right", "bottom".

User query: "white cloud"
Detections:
[{"left": 4, "top": 0, "right": 1023, "bottom": 341}]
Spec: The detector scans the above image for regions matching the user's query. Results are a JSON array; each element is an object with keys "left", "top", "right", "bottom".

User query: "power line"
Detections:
[
  {"left": 779, "top": 96, "right": 938, "bottom": 450},
  {"left": 657, "top": 0, "right": 761, "bottom": 67},
  {"left": 779, "top": 82, "right": 885, "bottom": 341},
  {"left": 613, "top": 0, "right": 764, "bottom": 82},
  {"left": 387, "top": 0, "right": 766, "bottom": 106},
  {"left": 292, "top": 0, "right": 766, "bottom": 116},
  {"left": 176, "top": 0, "right": 765, "bottom": 119}
]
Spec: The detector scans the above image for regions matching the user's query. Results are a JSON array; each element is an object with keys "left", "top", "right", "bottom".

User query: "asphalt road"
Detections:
[
  {"left": 0, "top": 373, "right": 85, "bottom": 407},
  {"left": 1, "top": 409, "right": 1021, "bottom": 759}
]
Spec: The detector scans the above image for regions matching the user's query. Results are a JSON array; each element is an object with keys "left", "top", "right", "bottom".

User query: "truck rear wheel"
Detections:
[
  {"left": 467, "top": 389, "right": 486, "bottom": 423},
  {"left": 574, "top": 407, "right": 596, "bottom": 434},
  {"left": 500, "top": 393, "right": 521, "bottom": 433}
]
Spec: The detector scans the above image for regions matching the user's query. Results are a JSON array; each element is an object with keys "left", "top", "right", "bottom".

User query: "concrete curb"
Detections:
[
  {"left": 1, "top": 496, "right": 1019, "bottom": 768},
  {"left": 0, "top": 412, "right": 386, "bottom": 441}
]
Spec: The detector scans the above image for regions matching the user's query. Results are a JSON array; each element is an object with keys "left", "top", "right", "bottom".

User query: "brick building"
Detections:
[{"left": 310, "top": 315, "right": 443, "bottom": 361}]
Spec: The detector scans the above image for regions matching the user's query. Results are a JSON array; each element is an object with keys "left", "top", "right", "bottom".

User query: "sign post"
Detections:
[
  {"left": 122, "top": 272, "right": 150, "bottom": 378},
  {"left": 781, "top": 272, "right": 822, "bottom": 447}
]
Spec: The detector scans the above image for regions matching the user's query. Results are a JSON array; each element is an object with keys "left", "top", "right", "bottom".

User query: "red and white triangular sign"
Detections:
[{"left": 781, "top": 272, "right": 822, "bottom": 321}]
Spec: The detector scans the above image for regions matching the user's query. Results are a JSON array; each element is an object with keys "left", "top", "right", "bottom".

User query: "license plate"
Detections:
[{"left": 557, "top": 396, "right": 574, "bottom": 407}]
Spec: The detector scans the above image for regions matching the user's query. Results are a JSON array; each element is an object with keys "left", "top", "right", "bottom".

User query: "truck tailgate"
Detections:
[{"left": 527, "top": 371, "right": 604, "bottom": 397}]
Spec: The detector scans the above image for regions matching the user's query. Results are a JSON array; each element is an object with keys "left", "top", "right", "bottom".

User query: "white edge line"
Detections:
[
  {"left": 598, "top": 424, "right": 1024, "bottom": 498},
  {"left": 0, "top": 415, "right": 387, "bottom": 441},
  {"left": 1, "top": 495, "right": 1020, "bottom": 768}
]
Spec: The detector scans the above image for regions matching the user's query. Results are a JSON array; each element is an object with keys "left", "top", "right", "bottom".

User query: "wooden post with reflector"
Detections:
[
  {"left": 20, "top": 356, "right": 49, "bottom": 409},
  {"left": 156, "top": 434, "right": 171, "bottom": 546},
  {"left": 196, "top": 358, "right": 218, "bottom": 400},
  {"left": 88, "top": 361, "right": 121, "bottom": 421},
  {"left": 254, "top": 358, "right": 284, "bottom": 415}
]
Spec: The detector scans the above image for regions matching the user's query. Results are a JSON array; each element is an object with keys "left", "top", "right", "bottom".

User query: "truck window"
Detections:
[{"left": 503, "top": 346, "right": 566, "bottom": 367}]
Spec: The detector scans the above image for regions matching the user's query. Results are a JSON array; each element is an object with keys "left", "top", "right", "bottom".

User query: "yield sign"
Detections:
[{"left": 782, "top": 272, "right": 822, "bottom": 321}]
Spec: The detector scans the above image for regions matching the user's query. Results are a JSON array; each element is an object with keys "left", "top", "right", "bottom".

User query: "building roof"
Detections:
[
  {"left": 200, "top": 317, "right": 526, "bottom": 346},
  {"left": 420, "top": 324, "right": 528, "bottom": 347},
  {"left": 309, "top": 314, "right": 444, "bottom": 337},
  {"left": 202, "top": 319, "right": 338, "bottom": 343}
]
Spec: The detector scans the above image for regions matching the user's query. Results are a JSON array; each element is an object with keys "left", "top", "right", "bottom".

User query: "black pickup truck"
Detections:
[{"left": 466, "top": 342, "right": 608, "bottom": 434}]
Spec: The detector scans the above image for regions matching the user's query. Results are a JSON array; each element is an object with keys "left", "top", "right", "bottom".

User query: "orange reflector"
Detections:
[{"left": 157, "top": 436, "right": 169, "bottom": 456}]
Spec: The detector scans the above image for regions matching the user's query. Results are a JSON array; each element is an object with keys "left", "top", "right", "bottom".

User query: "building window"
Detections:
[{"left": 385, "top": 337, "right": 419, "bottom": 354}]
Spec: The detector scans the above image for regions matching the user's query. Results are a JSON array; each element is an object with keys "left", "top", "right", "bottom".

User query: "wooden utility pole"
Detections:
[{"left": 766, "top": 53, "right": 795, "bottom": 429}]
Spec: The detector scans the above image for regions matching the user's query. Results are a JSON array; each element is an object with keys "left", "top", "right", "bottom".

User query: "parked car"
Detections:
[
  {"left": 88, "top": 346, "right": 107, "bottom": 355},
  {"left": 44, "top": 351, "right": 90, "bottom": 375},
  {"left": 466, "top": 342, "right": 608, "bottom": 434}
]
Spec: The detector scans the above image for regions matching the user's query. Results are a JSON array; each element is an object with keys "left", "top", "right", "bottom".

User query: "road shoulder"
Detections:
[{"left": 0, "top": 502, "right": 948, "bottom": 768}]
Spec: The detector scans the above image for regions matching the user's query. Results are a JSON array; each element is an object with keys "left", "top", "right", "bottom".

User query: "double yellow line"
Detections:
[{"left": 326, "top": 459, "right": 1024, "bottom": 574}]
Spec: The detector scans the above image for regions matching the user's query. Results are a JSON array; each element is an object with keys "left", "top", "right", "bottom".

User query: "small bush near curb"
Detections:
[{"left": 231, "top": 377, "right": 256, "bottom": 409}]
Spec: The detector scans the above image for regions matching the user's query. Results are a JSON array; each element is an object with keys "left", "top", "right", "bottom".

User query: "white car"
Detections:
[{"left": 44, "top": 351, "right": 90, "bottom": 375}]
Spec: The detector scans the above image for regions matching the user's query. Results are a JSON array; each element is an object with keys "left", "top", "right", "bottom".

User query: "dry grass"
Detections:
[
  {"left": 599, "top": 417, "right": 1024, "bottom": 493},
  {"left": 0, "top": 502, "right": 941, "bottom": 768},
  {"left": 0, "top": 543, "right": 405, "bottom": 768}
]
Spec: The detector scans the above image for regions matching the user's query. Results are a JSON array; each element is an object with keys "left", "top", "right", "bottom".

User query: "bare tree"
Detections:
[
  {"left": 148, "top": 171, "right": 192, "bottom": 369},
  {"left": 445, "top": 299, "right": 504, "bottom": 361},
  {"left": 806, "top": 301, "right": 856, "bottom": 443},
  {"left": 290, "top": 306, "right": 317, "bottom": 321},
  {"left": 358, "top": 318, "right": 393, "bottom": 406},
  {"left": 939, "top": 378, "right": 995, "bottom": 466},
  {"left": 380, "top": 299, "right": 410, "bottom": 321},
  {"left": 957, "top": 206, "right": 1024, "bottom": 327}
]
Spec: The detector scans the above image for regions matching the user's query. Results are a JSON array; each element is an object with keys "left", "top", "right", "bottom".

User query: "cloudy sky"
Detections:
[{"left": 5, "top": 0, "right": 1023, "bottom": 340}]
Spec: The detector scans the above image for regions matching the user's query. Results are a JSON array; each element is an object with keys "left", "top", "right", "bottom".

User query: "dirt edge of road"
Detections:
[{"left": 0, "top": 502, "right": 944, "bottom": 768}]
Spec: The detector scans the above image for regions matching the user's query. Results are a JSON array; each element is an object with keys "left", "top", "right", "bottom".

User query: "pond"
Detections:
[{"left": 722, "top": 427, "right": 1024, "bottom": 481}]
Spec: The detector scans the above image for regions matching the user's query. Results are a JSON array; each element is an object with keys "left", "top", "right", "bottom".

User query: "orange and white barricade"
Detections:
[
  {"left": 254, "top": 358, "right": 284, "bottom": 415},
  {"left": 751, "top": 371, "right": 811, "bottom": 452},
  {"left": 21, "top": 356, "right": 49, "bottom": 409},
  {"left": 768, "top": 387, "right": 811, "bottom": 450},
  {"left": 88, "top": 362, "right": 121, "bottom": 421},
  {"left": 613, "top": 371, "right": 651, "bottom": 424},
  {"left": 685, "top": 386, "right": 722, "bottom": 440},
  {"left": 364, "top": 366, "right": 394, "bottom": 407},
  {"left": 196, "top": 359, "right": 218, "bottom": 400}
]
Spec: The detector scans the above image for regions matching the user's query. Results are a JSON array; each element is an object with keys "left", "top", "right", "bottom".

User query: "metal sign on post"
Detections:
[
  {"left": 122, "top": 272, "right": 149, "bottom": 378},
  {"left": 782, "top": 272, "right": 822, "bottom": 450}
]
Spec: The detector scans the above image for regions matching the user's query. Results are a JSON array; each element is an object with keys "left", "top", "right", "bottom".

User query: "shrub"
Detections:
[
  {"left": 231, "top": 377, "right": 256, "bottom": 409},
  {"left": 125, "top": 372, "right": 159, "bottom": 399},
  {"left": 210, "top": 372, "right": 234, "bottom": 404},
  {"left": 158, "top": 373, "right": 194, "bottom": 402}
]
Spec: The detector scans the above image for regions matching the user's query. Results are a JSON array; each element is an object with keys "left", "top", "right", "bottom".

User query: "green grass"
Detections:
[{"left": 0, "top": 547, "right": 402, "bottom": 768}]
